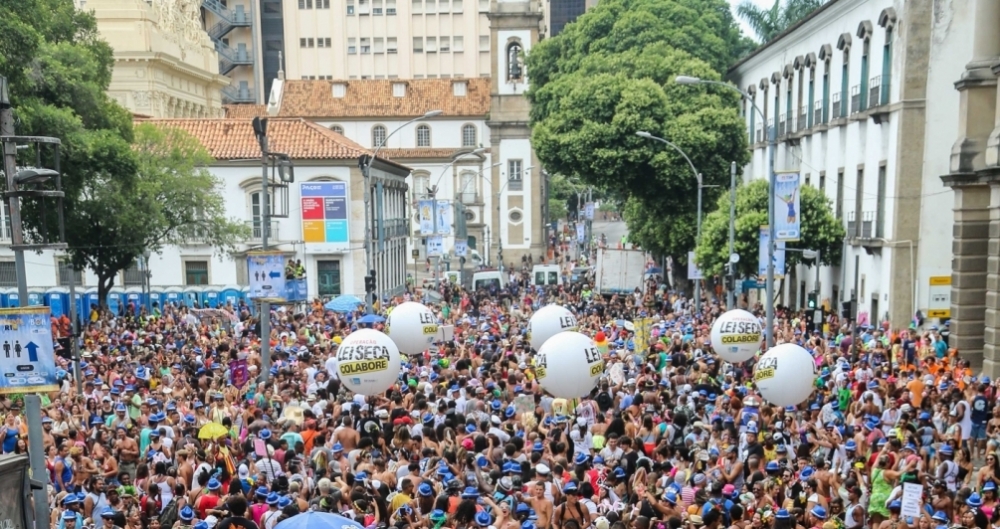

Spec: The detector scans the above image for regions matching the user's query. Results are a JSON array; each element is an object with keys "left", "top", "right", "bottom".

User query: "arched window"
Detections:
[
  {"left": 412, "top": 171, "right": 430, "bottom": 199},
  {"left": 459, "top": 170, "right": 476, "bottom": 203},
  {"left": 416, "top": 125, "right": 431, "bottom": 147},
  {"left": 506, "top": 41, "right": 523, "bottom": 82},
  {"left": 331, "top": 124, "right": 345, "bottom": 135},
  {"left": 372, "top": 125, "right": 387, "bottom": 147},
  {"left": 462, "top": 124, "right": 477, "bottom": 147}
]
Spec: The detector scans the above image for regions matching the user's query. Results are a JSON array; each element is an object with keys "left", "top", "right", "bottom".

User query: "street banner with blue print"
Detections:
[
  {"left": 774, "top": 172, "right": 801, "bottom": 241},
  {"left": 0, "top": 306, "right": 58, "bottom": 394},
  {"left": 454, "top": 240, "right": 468, "bottom": 257},
  {"left": 418, "top": 200, "right": 435, "bottom": 235},
  {"left": 435, "top": 200, "right": 453, "bottom": 235},
  {"left": 247, "top": 251, "right": 286, "bottom": 299},
  {"left": 758, "top": 226, "right": 786, "bottom": 279},
  {"left": 428, "top": 236, "right": 444, "bottom": 257}
]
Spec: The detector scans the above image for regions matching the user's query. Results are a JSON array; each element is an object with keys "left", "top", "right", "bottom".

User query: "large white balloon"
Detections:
[
  {"left": 710, "top": 309, "right": 763, "bottom": 363},
  {"left": 385, "top": 301, "right": 438, "bottom": 354},
  {"left": 535, "top": 331, "right": 603, "bottom": 398},
  {"left": 754, "top": 343, "right": 816, "bottom": 406},
  {"left": 337, "top": 329, "right": 402, "bottom": 396},
  {"left": 527, "top": 304, "right": 579, "bottom": 351}
]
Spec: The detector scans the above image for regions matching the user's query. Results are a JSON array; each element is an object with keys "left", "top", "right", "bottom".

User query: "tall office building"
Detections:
[
  {"left": 544, "top": 0, "right": 595, "bottom": 37},
  {"left": 199, "top": 0, "right": 265, "bottom": 104},
  {"left": 281, "top": 0, "right": 492, "bottom": 79}
]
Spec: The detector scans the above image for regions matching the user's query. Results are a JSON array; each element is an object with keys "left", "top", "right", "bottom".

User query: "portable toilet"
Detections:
[
  {"left": 27, "top": 288, "right": 45, "bottom": 307},
  {"left": 71, "top": 290, "right": 85, "bottom": 322},
  {"left": 83, "top": 287, "right": 99, "bottom": 313},
  {"left": 0, "top": 288, "right": 12, "bottom": 308},
  {"left": 163, "top": 286, "right": 183, "bottom": 307},
  {"left": 46, "top": 287, "right": 69, "bottom": 318},
  {"left": 182, "top": 286, "right": 202, "bottom": 308},
  {"left": 220, "top": 285, "right": 241, "bottom": 309},
  {"left": 201, "top": 286, "right": 221, "bottom": 308},
  {"left": 107, "top": 287, "right": 125, "bottom": 315},
  {"left": 240, "top": 286, "right": 253, "bottom": 314},
  {"left": 124, "top": 287, "right": 143, "bottom": 315},
  {"left": 148, "top": 288, "right": 163, "bottom": 312}
]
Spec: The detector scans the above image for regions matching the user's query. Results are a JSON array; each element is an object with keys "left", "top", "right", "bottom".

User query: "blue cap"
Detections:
[
  {"left": 278, "top": 496, "right": 292, "bottom": 508},
  {"left": 562, "top": 482, "right": 579, "bottom": 494},
  {"left": 477, "top": 455, "right": 490, "bottom": 468},
  {"left": 613, "top": 467, "right": 626, "bottom": 479},
  {"left": 985, "top": 481, "right": 997, "bottom": 492},
  {"left": 255, "top": 486, "right": 269, "bottom": 498},
  {"left": 845, "top": 440, "right": 857, "bottom": 451},
  {"left": 332, "top": 442, "right": 343, "bottom": 452},
  {"left": 775, "top": 510, "right": 791, "bottom": 520},
  {"left": 766, "top": 461, "right": 779, "bottom": 472},
  {"left": 919, "top": 411, "right": 931, "bottom": 421},
  {"left": 810, "top": 506, "right": 828, "bottom": 519},
  {"left": 574, "top": 452, "right": 589, "bottom": 466},
  {"left": 430, "top": 510, "right": 448, "bottom": 521},
  {"left": 266, "top": 492, "right": 280, "bottom": 505},
  {"left": 932, "top": 511, "right": 949, "bottom": 522},
  {"left": 63, "top": 494, "right": 80, "bottom": 505},
  {"left": 515, "top": 503, "right": 531, "bottom": 514},
  {"left": 532, "top": 441, "right": 543, "bottom": 452},
  {"left": 100, "top": 508, "right": 117, "bottom": 519},
  {"left": 502, "top": 462, "right": 519, "bottom": 474},
  {"left": 475, "top": 512, "right": 493, "bottom": 527},
  {"left": 940, "top": 444, "right": 954, "bottom": 455},
  {"left": 888, "top": 500, "right": 902, "bottom": 510},
  {"left": 466, "top": 424, "right": 477, "bottom": 434},
  {"left": 259, "top": 428, "right": 272, "bottom": 440},
  {"left": 522, "top": 523, "right": 536, "bottom": 529},
  {"left": 62, "top": 511, "right": 77, "bottom": 521},
  {"left": 491, "top": 400, "right": 502, "bottom": 410},
  {"left": 184, "top": 414, "right": 196, "bottom": 424},
  {"left": 418, "top": 482, "right": 434, "bottom": 497},
  {"left": 800, "top": 467, "right": 814, "bottom": 479},
  {"left": 179, "top": 506, "right": 195, "bottom": 521},
  {"left": 115, "top": 403, "right": 126, "bottom": 412},
  {"left": 42, "top": 416, "right": 53, "bottom": 424},
  {"left": 968, "top": 493, "right": 983, "bottom": 507},
  {"left": 461, "top": 487, "right": 479, "bottom": 499},
  {"left": 207, "top": 478, "right": 222, "bottom": 490},
  {"left": 194, "top": 522, "right": 209, "bottom": 529},
  {"left": 663, "top": 490, "right": 678, "bottom": 504}
]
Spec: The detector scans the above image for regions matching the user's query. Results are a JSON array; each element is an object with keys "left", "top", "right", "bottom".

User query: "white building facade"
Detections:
[{"left": 729, "top": 0, "right": 963, "bottom": 328}]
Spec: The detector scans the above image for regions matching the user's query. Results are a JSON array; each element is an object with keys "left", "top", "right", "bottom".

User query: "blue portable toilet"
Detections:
[
  {"left": 201, "top": 286, "right": 221, "bottom": 308},
  {"left": 70, "top": 290, "right": 85, "bottom": 322},
  {"left": 27, "top": 288, "right": 44, "bottom": 307},
  {"left": 163, "top": 286, "right": 183, "bottom": 307},
  {"left": 84, "top": 287, "right": 99, "bottom": 313},
  {"left": 46, "top": 287, "right": 69, "bottom": 318},
  {"left": 220, "top": 285, "right": 241, "bottom": 308},
  {"left": 108, "top": 287, "right": 125, "bottom": 315},
  {"left": 148, "top": 288, "right": 163, "bottom": 312},
  {"left": 240, "top": 286, "right": 253, "bottom": 314},
  {"left": 0, "top": 288, "right": 15, "bottom": 308},
  {"left": 124, "top": 287, "right": 143, "bottom": 315},
  {"left": 182, "top": 286, "right": 201, "bottom": 308}
]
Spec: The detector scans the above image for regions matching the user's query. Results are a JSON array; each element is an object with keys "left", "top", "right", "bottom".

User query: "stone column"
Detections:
[
  {"left": 951, "top": 0, "right": 1000, "bottom": 173},
  {"left": 985, "top": 179, "right": 1000, "bottom": 376},
  {"left": 942, "top": 179, "right": 990, "bottom": 369}
]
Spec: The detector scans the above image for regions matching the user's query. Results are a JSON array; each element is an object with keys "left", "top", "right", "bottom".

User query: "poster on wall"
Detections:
[
  {"left": 248, "top": 251, "right": 287, "bottom": 299},
  {"left": 301, "top": 182, "right": 350, "bottom": 252},
  {"left": 758, "top": 226, "right": 786, "bottom": 279},
  {"left": 0, "top": 306, "right": 59, "bottom": 395},
  {"left": 774, "top": 172, "right": 801, "bottom": 241}
]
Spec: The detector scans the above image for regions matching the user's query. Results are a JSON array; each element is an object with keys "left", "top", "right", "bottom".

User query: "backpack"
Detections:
[
  {"left": 159, "top": 497, "right": 179, "bottom": 528},
  {"left": 596, "top": 391, "right": 613, "bottom": 412}
]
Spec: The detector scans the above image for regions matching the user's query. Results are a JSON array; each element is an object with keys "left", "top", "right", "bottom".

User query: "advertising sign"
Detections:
[
  {"left": 774, "top": 172, "right": 801, "bottom": 241},
  {"left": 230, "top": 359, "right": 249, "bottom": 389},
  {"left": 247, "top": 251, "right": 286, "bottom": 299},
  {"left": 687, "top": 251, "right": 702, "bottom": 280},
  {"left": 435, "top": 200, "right": 453, "bottom": 235},
  {"left": 0, "top": 306, "right": 59, "bottom": 394},
  {"left": 454, "top": 240, "right": 468, "bottom": 257},
  {"left": 301, "top": 182, "right": 350, "bottom": 252},
  {"left": 418, "top": 200, "right": 434, "bottom": 235},
  {"left": 584, "top": 202, "right": 595, "bottom": 220},
  {"left": 427, "top": 236, "right": 444, "bottom": 257},
  {"left": 758, "top": 226, "right": 786, "bottom": 279}
]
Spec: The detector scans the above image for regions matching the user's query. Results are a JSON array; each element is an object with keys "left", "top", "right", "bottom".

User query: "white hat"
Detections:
[
  {"left": 595, "top": 517, "right": 610, "bottom": 529},
  {"left": 536, "top": 464, "right": 551, "bottom": 475}
]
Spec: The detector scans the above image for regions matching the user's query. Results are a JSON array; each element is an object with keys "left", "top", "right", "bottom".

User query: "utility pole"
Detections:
[
  {"left": 1, "top": 74, "right": 59, "bottom": 529},
  {"left": 727, "top": 161, "right": 736, "bottom": 310},
  {"left": 252, "top": 117, "right": 272, "bottom": 383}
]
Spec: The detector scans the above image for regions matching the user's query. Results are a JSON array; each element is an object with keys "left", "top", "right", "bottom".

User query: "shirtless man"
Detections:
[
  {"left": 930, "top": 480, "right": 953, "bottom": 521},
  {"left": 528, "top": 482, "right": 553, "bottom": 529},
  {"left": 812, "top": 458, "right": 837, "bottom": 508},
  {"left": 176, "top": 450, "right": 194, "bottom": 490},
  {"left": 115, "top": 427, "right": 140, "bottom": 479},
  {"left": 333, "top": 416, "right": 360, "bottom": 453}
]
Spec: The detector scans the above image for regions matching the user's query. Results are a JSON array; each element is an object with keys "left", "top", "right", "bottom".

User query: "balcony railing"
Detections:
[
  {"left": 222, "top": 85, "right": 255, "bottom": 104},
  {"left": 869, "top": 75, "right": 882, "bottom": 108},
  {"left": 756, "top": 125, "right": 763, "bottom": 143},
  {"left": 381, "top": 218, "right": 409, "bottom": 239},
  {"left": 798, "top": 109, "right": 807, "bottom": 132},
  {"left": 850, "top": 85, "right": 861, "bottom": 114},
  {"left": 846, "top": 211, "right": 875, "bottom": 238},
  {"left": 813, "top": 100, "right": 823, "bottom": 125},
  {"left": 778, "top": 113, "right": 786, "bottom": 136},
  {"left": 832, "top": 92, "right": 842, "bottom": 119},
  {"left": 246, "top": 220, "right": 279, "bottom": 242}
]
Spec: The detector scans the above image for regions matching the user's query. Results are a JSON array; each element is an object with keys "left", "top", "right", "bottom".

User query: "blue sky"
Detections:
[{"left": 728, "top": 0, "right": 772, "bottom": 39}]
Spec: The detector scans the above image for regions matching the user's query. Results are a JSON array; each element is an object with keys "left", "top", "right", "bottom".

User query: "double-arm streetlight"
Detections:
[
  {"left": 636, "top": 131, "right": 707, "bottom": 314},
  {"left": 676, "top": 75, "right": 777, "bottom": 347},
  {"left": 425, "top": 148, "right": 486, "bottom": 285},
  {"left": 361, "top": 110, "right": 442, "bottom": 313}
]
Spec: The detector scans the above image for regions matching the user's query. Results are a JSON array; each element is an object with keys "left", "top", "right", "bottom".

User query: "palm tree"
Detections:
[{"left": 737, "top": 0, "right": 823, "bottom": 43}]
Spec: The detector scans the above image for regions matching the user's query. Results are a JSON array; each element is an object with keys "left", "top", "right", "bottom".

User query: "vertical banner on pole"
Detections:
[
  {"left": 758, "top": 226, "right": 786, "bottom": 279},
  {"left": 0, "top": 306, "right": 58, "bottom": 394},
  {"left": 418, "top": 200, "right": 434, "bottom": 235},
  {"left": 687, "top": 251, "right": 702, "bottom": 280},
  {"left": 435, "top": 200, "right": 453, "bottom": 235},
  {"left": 576, "top": 223, "right": 585, "bottom": 243},
  {"left": 774, "top": 172, "right": 801, "bottom": 241},
  {"left": 376, "top": 181, "right": 385, "bottom": 252},
  {"left": 584, "top": 202, "right": 595, "bottom": 220}
]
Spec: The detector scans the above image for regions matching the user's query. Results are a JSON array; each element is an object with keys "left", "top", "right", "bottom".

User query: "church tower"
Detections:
[{"left": 487, "top": 0, "right": 546, "bottom": 270}]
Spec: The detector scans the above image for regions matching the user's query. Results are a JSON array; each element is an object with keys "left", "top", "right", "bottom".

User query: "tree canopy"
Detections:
[
  {"left": 3, "top": 0, "right": 246, "bottom": 303},
  {"left": 526, "top": 0, "right": 755, "bottom": 260},
  {"left": 736, "top": 0, "right": 823, "bottom": 43},
  {"left": 693, "top": 178, "right": 845, "bottom": 278}
]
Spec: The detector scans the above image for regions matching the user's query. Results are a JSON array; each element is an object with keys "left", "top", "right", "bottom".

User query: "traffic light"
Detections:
[
  {"left": 841, "top": 300, "right": 855, "bottom": 319},
  {"left": 807, "top": 291, "right": 818, "bottom": 309},
  {"left": 365, "top": 268, "right": 377, "bottom": 293}
]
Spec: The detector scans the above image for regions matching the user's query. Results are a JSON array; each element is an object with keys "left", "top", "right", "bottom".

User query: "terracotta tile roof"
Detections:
[
  {"left": 381, "top": 148, "right": 491, "bottom": 160},
  {"left": 144, "top": 118, "right": 377, "bottom": 161},
  {"left": 223, "top": 104, "right": 268, "bottom": 119},
  {"left": 277, "top": 78, "right": 491, "bottom": 118}
]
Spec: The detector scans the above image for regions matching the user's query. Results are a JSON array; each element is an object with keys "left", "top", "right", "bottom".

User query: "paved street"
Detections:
[{"left": 592, "top": 219, "right": 629, "bottom": 247}]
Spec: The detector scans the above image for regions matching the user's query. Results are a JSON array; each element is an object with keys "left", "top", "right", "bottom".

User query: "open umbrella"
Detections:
[
  {"left": 198, "top": 422, "right": 229, "bottom": 440},
  {"left": 324, "top": 295, "right": 364, "bottom": 313},
  {"left": 275, "top": 511, "right": 365, "bottom": 529},
  {"left": 357, "top": 313, "right": 385, "bottom": 324}
]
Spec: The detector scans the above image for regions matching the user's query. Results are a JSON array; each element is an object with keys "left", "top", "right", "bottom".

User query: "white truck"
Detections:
[{"left": 595, "top": 248, "right": 648, "bottom": 295}]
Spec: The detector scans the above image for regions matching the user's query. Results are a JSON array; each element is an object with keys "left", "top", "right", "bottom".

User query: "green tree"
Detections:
[
  {"left": 527, "top": 0, "right": 754, "bottom": 259},
  {"left": 736, "top": 0, "right": 823, "bottom": 43},
  {"left": 693, "top": 178, "right": 845, "bottom": 278}
]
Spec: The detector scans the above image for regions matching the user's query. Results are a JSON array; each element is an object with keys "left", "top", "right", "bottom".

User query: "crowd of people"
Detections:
[{"left": 5, "top": 261, "right": 995, "bottom": 529}]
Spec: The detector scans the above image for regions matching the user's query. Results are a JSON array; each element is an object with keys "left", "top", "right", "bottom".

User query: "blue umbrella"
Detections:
[
  {"left": 324, "top": 295, "right": 364, "bottom": 313},
  {"left": 357, "top": 313, "right": 385, "bottom": 324},
  {"left": 646, "top": 266, "right": 663, "bottom": 274},
  {"left": 275, "top": 512, "right": 364, "bottom": 529}
]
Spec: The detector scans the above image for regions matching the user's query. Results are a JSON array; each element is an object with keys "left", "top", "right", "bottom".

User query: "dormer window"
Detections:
[
  {"left": 393, "top": 82, "right": 406, "bottom": 97},
  {"left": 332, "top": 83, "right": 346, "bottom": 98},
  {"left": 453, "top": 81, "right": 467, "bottom": 96}
]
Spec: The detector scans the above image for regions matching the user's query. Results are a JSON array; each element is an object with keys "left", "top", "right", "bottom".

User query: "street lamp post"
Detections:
[
  {"left": 362, "top": 110, "right": 442, "bottom": 313},
  {"left": 676, "top": 75, "right": 777, "bottom": 347},
  {"left": 426, "top": 148, "right": 486, "bottom": 286},
  {"left": 636, "top": 131, "right": 705, "bottom": 315}
]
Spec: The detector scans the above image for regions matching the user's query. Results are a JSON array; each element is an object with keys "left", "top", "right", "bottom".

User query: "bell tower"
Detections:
[{"left": 487, "top": 0, "right": 546, "bottom": 270}]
